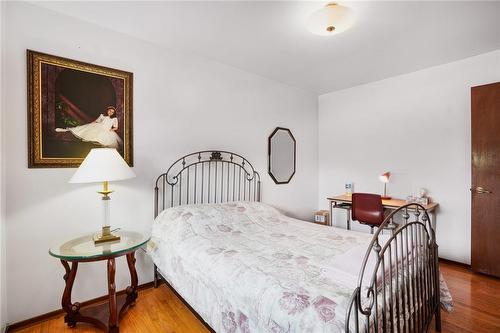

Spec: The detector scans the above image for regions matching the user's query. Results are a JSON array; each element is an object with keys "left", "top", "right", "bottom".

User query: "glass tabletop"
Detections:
[{"left": 49, "top": 231, "right": 150, "bottom": 261}]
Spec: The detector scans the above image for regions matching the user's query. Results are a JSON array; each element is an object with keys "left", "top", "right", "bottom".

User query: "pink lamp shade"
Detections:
[{"left": 379, "top": 171, "right": 390, "bottom": 183}]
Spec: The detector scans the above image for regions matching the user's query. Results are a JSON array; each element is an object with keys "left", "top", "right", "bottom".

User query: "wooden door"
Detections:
[{"left": 471, "top": 82, "right": 500, "bottom": 277}]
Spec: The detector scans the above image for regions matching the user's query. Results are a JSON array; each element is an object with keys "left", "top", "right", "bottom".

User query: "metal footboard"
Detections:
[{"left": 346, "top": 203, "right": 441, "bottom": 333}]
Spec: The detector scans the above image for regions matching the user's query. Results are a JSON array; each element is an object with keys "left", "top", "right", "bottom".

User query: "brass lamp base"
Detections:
[{"left": 94, "top": 226, "right": 120, "bottom": 244}]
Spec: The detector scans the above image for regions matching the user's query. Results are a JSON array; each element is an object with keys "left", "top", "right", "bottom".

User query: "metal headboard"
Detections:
[{"left": 154, "top": 150, "right": 261, "bottom": 217}]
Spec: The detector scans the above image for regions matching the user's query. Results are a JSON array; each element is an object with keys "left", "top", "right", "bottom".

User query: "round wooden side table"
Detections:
[{"left": 49, "top": 231, "right": 150, "bottom": 333}]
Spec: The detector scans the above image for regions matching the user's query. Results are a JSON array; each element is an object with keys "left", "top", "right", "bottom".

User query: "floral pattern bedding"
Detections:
[{"left": 148, "top": 201, "right": 451, "bottom": 333}]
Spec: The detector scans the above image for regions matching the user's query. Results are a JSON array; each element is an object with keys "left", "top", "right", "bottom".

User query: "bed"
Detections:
[{"left": 148, "top": 150, "right": 449, "bottom": 332}]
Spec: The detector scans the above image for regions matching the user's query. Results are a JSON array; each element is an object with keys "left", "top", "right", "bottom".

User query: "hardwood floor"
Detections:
[
  {"left": 10, "top": 261, "right": 500, "bottom": 333},
  {"left": 10, "top": 285, "right": 210, "bottom": 333},
  {"left": 429, "top": 261, "right": 500, "bottom": 333}
]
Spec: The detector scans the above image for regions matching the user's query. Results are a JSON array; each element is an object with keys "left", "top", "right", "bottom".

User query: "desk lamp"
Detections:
[{"left": 379, "top": 171, "right": 392, "bottom": 200}]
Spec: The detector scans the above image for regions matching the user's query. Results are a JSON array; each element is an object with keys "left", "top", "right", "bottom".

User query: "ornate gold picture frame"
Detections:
[{"left": 27, "top": 50, "right": 133, "bottom": 168}]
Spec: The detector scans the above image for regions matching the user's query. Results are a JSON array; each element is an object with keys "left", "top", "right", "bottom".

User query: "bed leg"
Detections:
[
  {"left": 434, "top": 243, "right": 442, "bottom": 332},
  {"left": 435, "top": 306, "right": 442, "bottom": 332},
  {"left": 153, "top": 264, "right": 159, "bottom": 288}
]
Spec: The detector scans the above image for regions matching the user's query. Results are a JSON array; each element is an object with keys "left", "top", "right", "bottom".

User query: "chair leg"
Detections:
[{"left": 370, "top": 226, "right": 374, "bottom": 234}]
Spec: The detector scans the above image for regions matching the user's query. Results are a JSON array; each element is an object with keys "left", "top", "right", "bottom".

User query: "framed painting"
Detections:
[{"left": 27, "top": 50, "right": 133, "bottom": 168}]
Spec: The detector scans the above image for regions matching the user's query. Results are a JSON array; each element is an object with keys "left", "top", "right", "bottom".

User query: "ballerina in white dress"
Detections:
[{"left": 56, "top": 106, "right": 123, "bottom": 148}]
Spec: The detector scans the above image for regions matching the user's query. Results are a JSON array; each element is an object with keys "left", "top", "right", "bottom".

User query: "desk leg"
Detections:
[
  {"left": 431, "top": 211, "right": 437, "bottom": 233},
  {"left": 107, "top": 258, "right": 118, "bottom": 333},
  {"left": 329, "top": 202, "right": 333, "bottom": 227},
  {"left": 347, "top": 209, "right": 351, "bottom": 230},
  {"left": 61, "top": 260, "right": 79, "bottom": 328}
]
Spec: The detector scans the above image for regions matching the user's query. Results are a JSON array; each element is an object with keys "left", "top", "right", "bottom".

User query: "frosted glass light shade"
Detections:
[
  {"left": 307, "top": 3, "right": 355, "bottom": 36},
  {"left": 69, "top": 148, "right": 135, "bottom": 183}
]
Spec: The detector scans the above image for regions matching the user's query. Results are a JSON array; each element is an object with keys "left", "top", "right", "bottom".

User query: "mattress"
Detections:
[{"left": 148, "top": 201, "right": 450, "bottom": 333}]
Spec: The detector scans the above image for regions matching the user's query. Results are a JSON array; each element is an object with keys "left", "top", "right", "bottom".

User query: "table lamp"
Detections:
[
  {"left": 379, "top": 171, "right": 391, "bottom": 200},
  {"left": 69, "top": 148, "right": 136, "bottom": 244}
]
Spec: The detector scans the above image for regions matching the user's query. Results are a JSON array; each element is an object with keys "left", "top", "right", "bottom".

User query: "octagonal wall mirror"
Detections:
[{"left": 268, "top": 127, "right": 296, "bottom": 184}]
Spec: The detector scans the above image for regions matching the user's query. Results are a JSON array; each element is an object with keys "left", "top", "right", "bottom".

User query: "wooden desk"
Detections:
[{"left": 327, "top": 194, "right": 439, "bottom": 230}]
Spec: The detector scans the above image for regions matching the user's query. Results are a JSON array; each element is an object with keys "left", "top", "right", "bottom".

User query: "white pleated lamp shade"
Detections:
[
  {"left": 307, "top": 3, "right": 355, "bottom": 36},
  {"left": 69, "top": 148, "right": 135, "bottom": 183}
]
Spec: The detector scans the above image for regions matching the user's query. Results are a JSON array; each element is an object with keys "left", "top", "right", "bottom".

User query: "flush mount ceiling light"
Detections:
[{"left": 307, "top": 3, "right": 355, "bottom": 36}]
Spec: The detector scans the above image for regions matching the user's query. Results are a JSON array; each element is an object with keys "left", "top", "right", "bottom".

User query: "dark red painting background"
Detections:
[{"left": 40, "top": 63, "right": 125, "bottom": 158}]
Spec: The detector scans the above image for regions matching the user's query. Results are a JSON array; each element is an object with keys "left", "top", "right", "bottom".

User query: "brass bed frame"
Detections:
[{"left": 152, "top": 150, "right": 441, "bottom": 332}]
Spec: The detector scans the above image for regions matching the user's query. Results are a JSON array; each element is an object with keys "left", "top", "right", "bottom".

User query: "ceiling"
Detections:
[{"left": 34, "top": 1, "right": 500, "bottom": 95}]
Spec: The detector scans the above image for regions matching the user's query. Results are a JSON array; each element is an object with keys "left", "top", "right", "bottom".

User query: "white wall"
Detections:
[
  {"left": 3, "top": 2, "right": 318, "bottom": 324},
  {"left": 7, "top": 0, "right": 496, "bottom": 325},
  {"left": 318, "top": 50, "right": 500, "bottom": 264}
]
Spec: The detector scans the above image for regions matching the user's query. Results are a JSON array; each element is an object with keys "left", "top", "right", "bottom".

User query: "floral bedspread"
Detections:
[{"left": 148, "top": 201, "right": 451, "bottom": 333}]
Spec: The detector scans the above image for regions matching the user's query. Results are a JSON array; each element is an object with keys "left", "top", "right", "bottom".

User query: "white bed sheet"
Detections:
[{"left": 148, "top": 201, "right": 448, "bottom": 333}]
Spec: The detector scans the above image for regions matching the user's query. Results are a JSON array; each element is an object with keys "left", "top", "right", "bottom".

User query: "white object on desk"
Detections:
[{"left": 345, "top": 181, "right": 353, "bottom": 196}]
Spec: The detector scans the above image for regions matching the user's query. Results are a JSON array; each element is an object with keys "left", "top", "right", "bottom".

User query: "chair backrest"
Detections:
[{"left": 351, "top": 193, "right": 384, "bottom": 226}]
